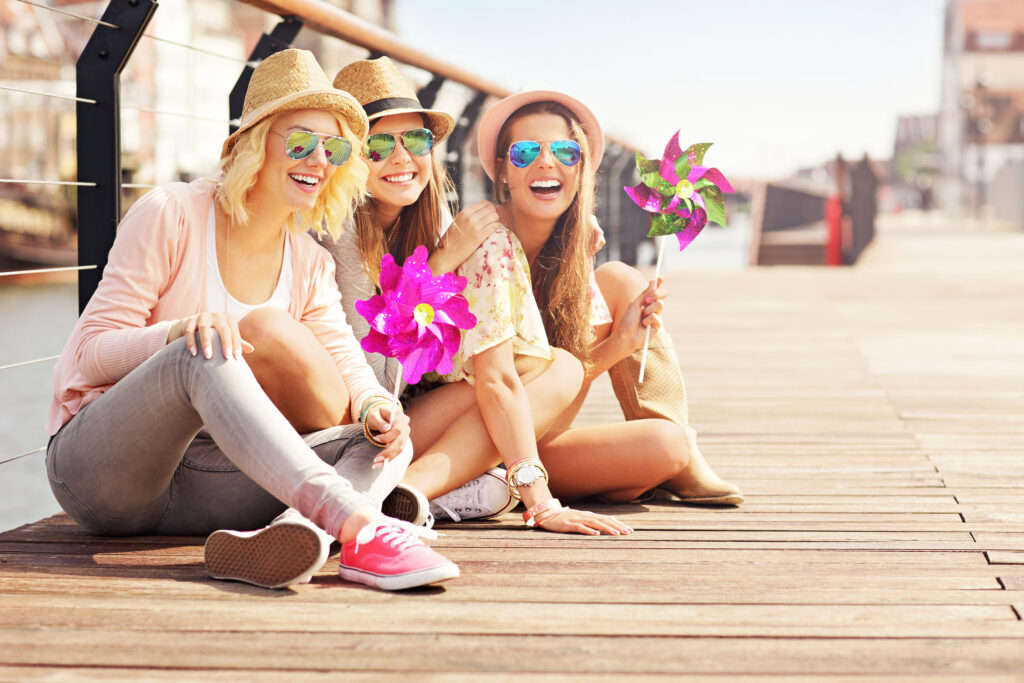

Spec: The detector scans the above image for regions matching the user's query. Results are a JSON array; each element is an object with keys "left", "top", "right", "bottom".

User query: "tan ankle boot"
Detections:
[{"left": 607, "top": 327, "right": 743, "bottom": 506}]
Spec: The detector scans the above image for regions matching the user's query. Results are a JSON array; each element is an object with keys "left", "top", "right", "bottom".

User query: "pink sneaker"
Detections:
[{"left": 338, "top": 518, "right": 459, "bottom": 590}]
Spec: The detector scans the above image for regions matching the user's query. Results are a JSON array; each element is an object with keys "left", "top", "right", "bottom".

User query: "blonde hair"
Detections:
[
  {"left": 493, "top": 101, "right": 595, "bottom": 366},
  {"left": 355, "top": 122, "right": 455, "bottom": 284},
  {"left": 216, "top": 112, "right": 368, "bottom": 239}
]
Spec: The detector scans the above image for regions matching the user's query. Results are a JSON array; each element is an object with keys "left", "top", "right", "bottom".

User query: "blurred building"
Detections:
[
  {"left": 0, "top": 0, "right": 391, "bottom": 267},
  {"left": 939, "top": 0, "right": 1024, "bottom": 224},
  {"left": 892, "top": 114, "right": 939, "bottom": 211}
]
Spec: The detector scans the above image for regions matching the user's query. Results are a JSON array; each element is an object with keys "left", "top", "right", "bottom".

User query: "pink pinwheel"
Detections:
[
  {"left": 624, "top": 132, "right": 734, "bottom": 251},
  {"left": 355, "top": 245, "right": 476, "bottom": 385}
]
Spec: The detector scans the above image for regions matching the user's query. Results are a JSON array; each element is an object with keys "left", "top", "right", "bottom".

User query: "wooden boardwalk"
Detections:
[{"left": 2, "top": 212, "right": 1023, "bottom": 680}]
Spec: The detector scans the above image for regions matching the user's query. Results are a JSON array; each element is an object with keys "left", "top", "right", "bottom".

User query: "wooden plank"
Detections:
[
  {"left": 2, "top": 631, "right": 1024, "bottom": 675},
  {"left": 987, "top": 552, "right": 1024, "bottom": 565}
]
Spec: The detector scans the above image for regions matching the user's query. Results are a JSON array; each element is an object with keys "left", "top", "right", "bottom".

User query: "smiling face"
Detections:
[
  {"left": 365, "top": 113, "right": 433, "bottom": 212},
  {"left": 251, "top": 108, "right": 343, "bottom": 214},
  {"left": 500, "top": 113, "right": 581, "bottom": 225}
]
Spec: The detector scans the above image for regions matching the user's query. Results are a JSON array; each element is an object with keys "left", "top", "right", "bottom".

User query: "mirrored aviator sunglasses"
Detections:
[
  {"left": 508, "top": 139, "right": 581, "bottom": 169},
  {"left": 283, "top": 130, "right": 352, "bottom": 167},
  {"left": 363, "top": 128, "right": 434, "bottom": 162}
]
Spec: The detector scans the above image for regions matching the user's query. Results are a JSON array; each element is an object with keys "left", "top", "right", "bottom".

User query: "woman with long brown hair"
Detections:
[{"left": 473, "top": 91, "right": 743, "bottom": 507}]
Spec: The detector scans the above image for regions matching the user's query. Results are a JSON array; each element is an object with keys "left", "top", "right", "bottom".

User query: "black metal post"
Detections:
[
  {"left": 75, "top": 0, "right": 158, "bottom": 313},
  {"left": 416, "top": 74, "right": 445, "bottom": 109},
  {"left": 228, "top": 18, "right": 303, "bottom": 134},
  {"left": 446, "top": 91, "right": 489, "bottom": 203}
]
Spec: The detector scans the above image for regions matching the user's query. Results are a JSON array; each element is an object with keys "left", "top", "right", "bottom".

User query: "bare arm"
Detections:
[
  {"left": 428, "top": 200, "right": 503, "bottom": 274},
  {"left": 472, "top": 341, "right": 631, "bottom": 536}
]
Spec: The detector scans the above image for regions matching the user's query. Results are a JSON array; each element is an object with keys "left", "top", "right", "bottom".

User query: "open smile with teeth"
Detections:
[
  {"left": 290, "top": 173, "right": 321, "bottom": 188},
  {"left": 530, "top": 178, "right": 562, "bottom": 196},
  {"left": 383, "top": 172, "right": 416, "bottom": 183}
]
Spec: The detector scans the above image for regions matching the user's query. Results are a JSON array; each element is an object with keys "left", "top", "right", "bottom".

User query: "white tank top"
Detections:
[{"left": 205, "top": 204, "right": 292, "bottom": 318}]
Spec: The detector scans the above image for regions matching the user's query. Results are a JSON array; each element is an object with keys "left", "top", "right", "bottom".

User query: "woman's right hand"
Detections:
[
  {"left": 167, "top": 312, "right": 253, "bottom": 360},
  {"left": 539, "top": 507, "right": 634, "bottom": 536},
  {"left": 437, "top": 200, "right": 503, "bottom": 270}
]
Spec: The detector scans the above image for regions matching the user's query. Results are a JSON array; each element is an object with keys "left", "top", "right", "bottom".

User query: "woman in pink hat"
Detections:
[
  {"left": 467, "top": 90, "right": 743, "bottom": 508},
  {"left": 324, "top": 58, "right": 628, "bottom": 535},
  {"left": 45, "top": 49, "right": 459, "bottom": 592}
]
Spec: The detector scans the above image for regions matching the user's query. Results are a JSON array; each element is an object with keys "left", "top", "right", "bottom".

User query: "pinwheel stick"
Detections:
[
  {"left": 390, "top": 363, "right": 403, "bottom": 406},
  {"left": 637, "top": 235, "right": 667, "bottom": 384}
]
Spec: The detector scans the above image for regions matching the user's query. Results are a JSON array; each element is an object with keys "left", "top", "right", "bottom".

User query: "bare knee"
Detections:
[
  {"left": 595, "top": 261, "right": 648, "bottom": 299},
  {"left": 550, "top": 348, "right": 584, "bottom": 403},
  {"left": 648, "top": 420, "right": 689, "bottom": 475},
  {"left": 238, "top": 308, "right": 298, "bottom": 355}
]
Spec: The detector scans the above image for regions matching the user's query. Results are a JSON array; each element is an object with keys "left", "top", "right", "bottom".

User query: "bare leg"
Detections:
[
  {"left": 538, "top": 419, "right": 688, "bottom": 503},
  {"left": 401, "top": 348, "right": 583, "bottom": 499},
  {"left": 239, "top": 308, "right": 350, "bottom": 433}
]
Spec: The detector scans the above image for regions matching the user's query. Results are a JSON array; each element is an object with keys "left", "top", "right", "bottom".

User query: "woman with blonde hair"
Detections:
[
  {"left": 46, "top": 49, "right": 458, "bottom": 592},
  {"left": 325, "top": 58, "right": 628, "bottom": 534}
]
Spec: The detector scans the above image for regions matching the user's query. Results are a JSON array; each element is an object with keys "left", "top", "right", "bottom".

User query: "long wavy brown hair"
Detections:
[
  {"left": 354, "top": 125, "right": 455, "bottom": 284},
  {"left": 493, "top": 101, "right": 596, "bottom": 366}
]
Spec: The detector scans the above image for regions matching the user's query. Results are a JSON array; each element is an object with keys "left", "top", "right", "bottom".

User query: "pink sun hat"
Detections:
[{"left": 476, "top": 90, "right": 604, "bottom": 180}]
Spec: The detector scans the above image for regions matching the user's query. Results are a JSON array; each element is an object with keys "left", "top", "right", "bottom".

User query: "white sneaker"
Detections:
[{"left": 428, "top": 468, "right": 517, "bottom": 522}]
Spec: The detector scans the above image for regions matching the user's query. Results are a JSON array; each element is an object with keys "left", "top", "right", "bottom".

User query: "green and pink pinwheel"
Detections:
[
  {"left": 624, "top": 132, "right": 734, "bottom": 251},
  {"left": 355, "top": 245, "right": 476, "bottom": 386}
]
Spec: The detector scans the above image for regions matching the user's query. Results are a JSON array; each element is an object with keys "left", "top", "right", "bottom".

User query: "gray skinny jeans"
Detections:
[{"left": 46, "top": 337, "right": 407, "bottom": 539}]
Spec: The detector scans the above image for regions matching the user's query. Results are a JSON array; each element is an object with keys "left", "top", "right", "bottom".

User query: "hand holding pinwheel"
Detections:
[
  {"left": 623, "top": 131, "right": 733, "bottom": 382},
  {"left": 355, "top": 245, "right": 476, "bottom": 401}
]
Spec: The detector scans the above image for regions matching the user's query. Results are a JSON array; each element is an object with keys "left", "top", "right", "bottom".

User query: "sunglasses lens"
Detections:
[
  {"left": 509, "top": 141, "right": 541, "bottom": 168},
  {"left": 402, "top": 128, "right": 434, "bottom": 156},
  {"left": 364, "top": 134, "right": 396, "bottom": 162},
  {"left": 550, "top": 140, "right": 581, "bottom": 167},
  {"left": 322, "top": 136, "right": 352, "bottom": 167},
  {"left": 285, "top": 131, "right": 318, "bottom": 160}
]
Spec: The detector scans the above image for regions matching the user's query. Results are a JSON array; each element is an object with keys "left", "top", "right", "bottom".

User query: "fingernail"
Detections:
[
  {"left": 203, "top": 347, "right": 212, "bottom": 359},
  {"left": 189, "top": 346, "right": 197, "bottom": 357}
]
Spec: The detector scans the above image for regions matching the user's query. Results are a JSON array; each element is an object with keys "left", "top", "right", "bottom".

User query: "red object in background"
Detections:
[{"left": 825, "top": 195, "right": 843, "bottom": 266}]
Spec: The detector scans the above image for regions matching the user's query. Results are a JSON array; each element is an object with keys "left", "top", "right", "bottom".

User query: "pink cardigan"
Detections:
[{"left": 49, "top": 178, "right": 384, "bottom": 435}]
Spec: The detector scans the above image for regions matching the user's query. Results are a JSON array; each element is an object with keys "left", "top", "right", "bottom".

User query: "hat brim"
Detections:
[
  {"left": 477, "top": 90, "right": 604, "bottom": 180},
  {"left": 366, "top": 107, "right": 455, "bottom": 144},
  {"left": 221, "top": 89, "right": 369, "bottom": 159}
]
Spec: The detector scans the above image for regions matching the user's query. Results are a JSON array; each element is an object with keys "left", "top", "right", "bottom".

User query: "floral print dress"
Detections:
[{"left": 442, "top": 227, "right": 612, "bottom": 384}]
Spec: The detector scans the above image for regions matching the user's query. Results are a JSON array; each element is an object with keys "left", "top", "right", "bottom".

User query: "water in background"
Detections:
[{"left": 0, "top": 281, "right": 78, "bottom": 532}]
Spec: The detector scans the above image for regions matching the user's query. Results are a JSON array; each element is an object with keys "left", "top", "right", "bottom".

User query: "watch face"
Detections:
[{"left": 516, "top": 464, "right": 541, "bottom": 486}]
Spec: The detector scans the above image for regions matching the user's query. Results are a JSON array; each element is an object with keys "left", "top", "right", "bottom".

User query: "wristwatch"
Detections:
[{"left": 512, "top": 463, "right": 544, "bottom": 487}]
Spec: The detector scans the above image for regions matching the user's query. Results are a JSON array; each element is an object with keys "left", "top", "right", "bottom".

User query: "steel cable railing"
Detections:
[{"left": 0, "top": 0, "right": 253, "bottom": 480}]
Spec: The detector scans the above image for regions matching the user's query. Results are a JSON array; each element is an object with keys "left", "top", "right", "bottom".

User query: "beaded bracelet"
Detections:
[{"left": 523, "top": 498, "right": 561, "bottom": 527}]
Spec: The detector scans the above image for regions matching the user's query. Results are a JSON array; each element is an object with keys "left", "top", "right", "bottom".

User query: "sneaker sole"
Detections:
[
  {"left": 338, "top": 562, "right": 460, "bottom": 591},
  {"left": 205, "top": 523, "right": 326, "bottom": 589},
  {"left": 381, "top": 486, "right": 427, "bottom": 525}
]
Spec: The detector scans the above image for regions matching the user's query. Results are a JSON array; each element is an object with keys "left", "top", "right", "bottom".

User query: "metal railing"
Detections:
[{"left": 1, "top": 0, "right": 643, "bottom": 478}]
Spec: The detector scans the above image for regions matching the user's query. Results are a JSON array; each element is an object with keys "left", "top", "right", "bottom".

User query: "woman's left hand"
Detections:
[
  {"left": 611, "top": 278, "right": 665, "bottom": 354},
  {"left": 539, "top": 507, "right": 634, "bottom": 536},
  {"left": 365, "top": 402, "right": 411, "bottom": 467}
]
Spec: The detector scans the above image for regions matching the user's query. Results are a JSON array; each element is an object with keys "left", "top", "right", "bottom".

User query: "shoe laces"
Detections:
[
  {"left": 353, "top": 516, "right": 439, "bottom": 553},
  {"left": 430, "top": 476, "right": 499, "bottom": 522}
]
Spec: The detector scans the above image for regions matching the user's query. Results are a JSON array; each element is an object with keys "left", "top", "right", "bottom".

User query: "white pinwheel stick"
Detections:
[
  {"left": 391, "top": 362, "right": 403, "bottom": 406},
  {"left": 637, "top": 235, "right": 666, "bottom": 384}
]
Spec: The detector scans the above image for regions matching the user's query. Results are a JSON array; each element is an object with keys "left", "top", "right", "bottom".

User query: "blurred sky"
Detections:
[{"left": 395, "top": 0, "right": 946, "bottom": 180}]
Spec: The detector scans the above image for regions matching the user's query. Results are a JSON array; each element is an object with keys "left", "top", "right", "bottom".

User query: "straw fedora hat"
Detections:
[
  {"left": 476, "top": 90, "right": 604, "bottom": 180},
  {"left": 333, "top": 57, "right": 454, "bottom": 142},
  {"left": 221, "top": 49, "right": 368, "bottom": 159}
]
